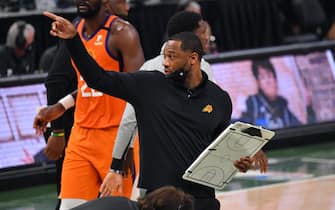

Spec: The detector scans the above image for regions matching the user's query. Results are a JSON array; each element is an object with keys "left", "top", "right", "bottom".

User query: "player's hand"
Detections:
[
  {"left": 99, "top": 171, "right": 123, "bottom": 197},
  {"left": 234, "top": 156, "right": 253, "bottom": 173},
  {"left": 251, "top": 150, "right": 268, "bottom": 173},
  {"left": 33, "top": 103, "right": 66, "bottom": 135},
  {"left": 43, "top": 11, "right": 77, "bottom": 39},
  {"left": 44, "top": 135, "right": 65, "bottom": 160}
]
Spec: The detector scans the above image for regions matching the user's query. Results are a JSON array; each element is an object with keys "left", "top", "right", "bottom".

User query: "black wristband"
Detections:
[{"left": 111, "top": 158, "right": 123, "bottom": 171}]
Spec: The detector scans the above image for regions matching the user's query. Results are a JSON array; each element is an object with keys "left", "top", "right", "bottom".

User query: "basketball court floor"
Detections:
[{"left": 1, "top": 141, "right": 335, "bottom": 210}]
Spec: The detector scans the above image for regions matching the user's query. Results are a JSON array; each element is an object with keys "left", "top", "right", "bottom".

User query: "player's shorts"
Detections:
[{"left": 60, "top": 125, "right": 133, "bottom": 200}]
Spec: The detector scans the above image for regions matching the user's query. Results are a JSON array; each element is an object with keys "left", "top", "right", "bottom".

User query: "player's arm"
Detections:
[
  {"left": 107, "top": 18, "right": 144, "bottom": 163},
  {"left": 34, "top": 41, "right": 74, "bottom": 134},
  {"left": 99, "top": 20, "right": 145, "bottom": 197},
  {"left": 112, "top": 103, "right": 137, "bottom": 162},
  {"left": 34, "top": 89, "right": 77, "bottom": 133},
  {"left": 39, "top": 40, "right": 76, "bottom": 160},
  {"left": 109, "top": 19, "right": 144, "bottom": 73}
]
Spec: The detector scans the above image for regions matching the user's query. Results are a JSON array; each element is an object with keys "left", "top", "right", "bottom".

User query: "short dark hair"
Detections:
[
  {"left": 169, "top": 32, "right": 204, "bottom": 60},
  {"left": 167, "top": 11, "right": 202, "bottom": 37},
  {"left": 138, "top": 186, "right": 194, "bottom": 210},
  {"left": 251, "top": 59, "right": 277, "bottom": 80}
]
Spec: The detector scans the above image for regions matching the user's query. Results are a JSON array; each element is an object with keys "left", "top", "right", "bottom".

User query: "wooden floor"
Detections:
[
  {"left": 1, "top": 141, "right": 335, "bottom": 210},
  {"left": 217, "top": 175, "right": 335, "bottom": 210}
]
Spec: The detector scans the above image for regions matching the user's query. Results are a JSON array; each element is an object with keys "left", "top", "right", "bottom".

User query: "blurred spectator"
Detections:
[
  {"left": 204, "top": 20, "right": 218, "bottom": 54},
  {"left": 56, "top": 0, "right": 75, "bottom": 9},
  {"left": 3, "top": 0, "right": 21, "bottom": 12},
  {"left": 0, "top": 21, "right": 36, "bottom": 77},
  {"left": 39, "top": 45, "right": 57, "bottom": 73},
  {"left": 175, "top": 0, "right": 217, "bottom": 54},
  {"left": 176, "top": 0, "right": 201, "bottom": 14},
  {"left": 21, "top": 0, "right": 36, "bottom": 10},
  {"left": 2, "top": 0, "right": 36, "bottom": 12},
  {"left": 239, "top": 59, "right": 301, "bottom": 129},
  {"left": 279, "top": 0, "right": 327, "bottom": 43},
  {"left": 239, "top": 59, "right": 315, "bottom": 129},
  {"left": 35, "top": 0, "right": 56, "bottom": 10}
]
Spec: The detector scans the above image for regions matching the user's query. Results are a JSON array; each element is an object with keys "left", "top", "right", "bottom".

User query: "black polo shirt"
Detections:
[{"left": 66, "top": 35, "right": 232, "bottom": 198}]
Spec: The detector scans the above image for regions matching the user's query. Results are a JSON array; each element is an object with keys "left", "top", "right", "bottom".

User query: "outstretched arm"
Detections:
[{"left": 43, "top": 11, "right": 138, "bottom": 103}]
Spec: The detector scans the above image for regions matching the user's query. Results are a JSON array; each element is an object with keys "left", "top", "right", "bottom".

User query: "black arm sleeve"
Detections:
[
  {"left": 65, "top": 34, "right": 138, "bottom": 104},
  {"left": 45, "top": 40, "right": 77, "bottom": 130}
]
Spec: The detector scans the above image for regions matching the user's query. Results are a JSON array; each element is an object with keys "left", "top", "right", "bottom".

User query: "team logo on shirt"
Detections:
[
  {"left": 94, "top": 35, "right": 103, "bottom": 46},
  {"left": 202, "top": 104, "right": 213, "bottom": 113}
]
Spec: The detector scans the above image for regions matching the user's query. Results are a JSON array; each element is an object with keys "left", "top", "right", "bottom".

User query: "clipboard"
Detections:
[{"left": 182, "top": 121, "right": 275, "bottom": 190}]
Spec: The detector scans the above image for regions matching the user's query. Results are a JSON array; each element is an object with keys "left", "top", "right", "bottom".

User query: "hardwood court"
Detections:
[
  {"left": 217, "top": 175, "right": 335, "bottom": 210},
  {"left": 0, "top": 142, "right": 334, "bottom": 210}
]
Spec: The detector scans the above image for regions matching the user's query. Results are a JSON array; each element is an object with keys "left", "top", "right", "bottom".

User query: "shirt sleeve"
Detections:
[
  {"left": 112, "top": 56, "right": 165, "bottom": 168},
  {"left": 45, "top": 40, "right": 77, "bottom": 129},
  {"left": 65, "top": 34, "right": 140, "bottom": 104},
  {"left": 112, "top": 103, "right": 137, "bottom": 160},
  {"left": 201, "top": 59, "right": 216, "bottom": 83},
  {"left": 140, "top": 55, "right": 165, "bottom": 71}
]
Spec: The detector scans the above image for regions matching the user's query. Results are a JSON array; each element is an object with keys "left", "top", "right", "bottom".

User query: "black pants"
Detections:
[{"left": 194, "top": 198, "right": 220, "bottom": 210}]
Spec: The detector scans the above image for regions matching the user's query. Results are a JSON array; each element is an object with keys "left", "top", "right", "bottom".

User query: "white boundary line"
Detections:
[
  {"left": 301, "top": 157, "right": 335, "bottom": 164},
  {"left": 216, "top": 174, "right": 335, "bottom": 197}
]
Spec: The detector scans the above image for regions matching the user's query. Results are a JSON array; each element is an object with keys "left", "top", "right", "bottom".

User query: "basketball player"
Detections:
[{"left": 34, "top": 0, "right": 144, "bottom": 209}]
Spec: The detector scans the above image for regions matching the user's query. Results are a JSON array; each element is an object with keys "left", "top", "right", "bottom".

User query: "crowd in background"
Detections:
[
  {"left": 0, "top": 0, "right": 335, "bottom": 77},
  {"left": 0, "top": 0, "right": 75, "bottom": 11}
]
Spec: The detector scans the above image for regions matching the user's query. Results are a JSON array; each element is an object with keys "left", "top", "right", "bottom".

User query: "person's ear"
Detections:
[{"left": 189, "top": 52, "right": 198, "bottom": 65}]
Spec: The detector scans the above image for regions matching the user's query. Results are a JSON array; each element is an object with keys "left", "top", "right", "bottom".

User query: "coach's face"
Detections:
[
  {"left": 163, "top": 40, "right": 192, "bottom": 76},
  {"left": 76, "top": 0, "right": 102, "bottom": 18}
]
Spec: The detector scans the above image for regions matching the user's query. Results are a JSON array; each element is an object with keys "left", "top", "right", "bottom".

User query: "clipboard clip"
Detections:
[{"left": 241, "top": 127, "right": 262, "bottom": 137}]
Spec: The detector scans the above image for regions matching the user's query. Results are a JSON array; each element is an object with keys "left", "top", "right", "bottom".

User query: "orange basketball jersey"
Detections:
[{"left": 72, "top": 15, "right": 126, "bottom": 128}]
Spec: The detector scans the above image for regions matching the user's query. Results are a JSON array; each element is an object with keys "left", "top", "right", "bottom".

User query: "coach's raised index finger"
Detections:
[
  {"left": 43, "top": 11, "right": 68, "bottom": 25},
  {"left": 43, "top": 11, "right": 59, "bottom": 20}
]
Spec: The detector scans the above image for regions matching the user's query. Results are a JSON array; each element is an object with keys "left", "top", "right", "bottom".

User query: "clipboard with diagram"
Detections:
[{"left": 182, "top": 121, "right": 275, "bottom": 190}]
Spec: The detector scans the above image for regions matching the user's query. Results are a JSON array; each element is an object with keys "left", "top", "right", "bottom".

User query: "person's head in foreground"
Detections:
[
  {"left": 71, "top": 186, "right": 194, "bottom": 210},
  {"left": 138, "top": 186, "right": 194, "bottom": 210}
]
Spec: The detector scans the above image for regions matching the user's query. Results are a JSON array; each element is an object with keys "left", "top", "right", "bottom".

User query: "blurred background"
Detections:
[{"left": 0, "top": 0, "right": 335, "bottom": 209}]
